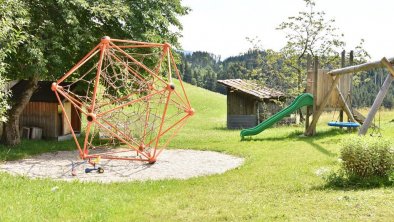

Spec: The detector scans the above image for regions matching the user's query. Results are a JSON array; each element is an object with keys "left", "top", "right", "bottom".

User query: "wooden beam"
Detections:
[
  {"left": 339, "top": 50, "right": 345, "bottom": 128},
  {"left": 359, "top": 72, "right": 394, "bottom": 135},
  {"left": 381, "top": 57, "right": 394, "bottom": 77},
  {"left": 328, "top": 57, "right": 394, "bottom": 76},
  {"left": 305, "top": 75, "right": 341, "bottom": 136},
  {"left": 336, "top": 86, "right": 356, "bottom": 123},
  {"left": 311, "top": 56, "right": 319, "bottom": 135}
]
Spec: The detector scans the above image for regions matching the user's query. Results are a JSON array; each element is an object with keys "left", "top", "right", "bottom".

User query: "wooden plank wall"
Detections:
[
  {"left": 307, "top": 69, "right": 351, "bottom": 110},
  {"left": 227, "top": 115, "right": 257, "bottom": 129},
  {"left": 62, "top": 102, "right": 72, "bottom": 135},
  {"left": 226, "top": 89, "right": 258, "bottom": 128},
  {"left": 20, "top": 102, "right": 58, "bottom": 138},
  {"left": 71, "top": 105, "right": 81, "bottom": 132},
  {"left": 227, "top": 89, "right": 257, "bottom": 115}
]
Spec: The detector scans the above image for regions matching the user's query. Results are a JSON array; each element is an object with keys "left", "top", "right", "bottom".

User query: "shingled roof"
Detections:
[{"left": 217, "top": 79, "right": 285, "bottom": 100}]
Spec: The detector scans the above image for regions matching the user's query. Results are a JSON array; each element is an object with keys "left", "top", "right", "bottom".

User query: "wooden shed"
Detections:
[
  {"left": 11, "top": 81, "right": 82, "bottom": 140},
  {"left": 217, "top": 79, "right": 286, "bottom": 129}
]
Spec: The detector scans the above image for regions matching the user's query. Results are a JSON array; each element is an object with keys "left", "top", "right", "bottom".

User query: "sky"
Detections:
[{"left": 179, "top": 0, "right": 394, "bottom": 60}]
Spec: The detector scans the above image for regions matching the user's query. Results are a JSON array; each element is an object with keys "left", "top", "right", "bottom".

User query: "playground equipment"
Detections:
[
  {"left": 305, "top": 54, "right": 394, "bottom": 136},
  {"left": 240, "top": 93, "right": 313, "bottom": 139},
  {"left": 327, "top": 121, "right": 360, "bottom": 128},
  {"left": 240, "top": 51, "right": 394, "bottom": 138},
  {"left": 52, "top": 36, "right": 194, "bottom": 166}
]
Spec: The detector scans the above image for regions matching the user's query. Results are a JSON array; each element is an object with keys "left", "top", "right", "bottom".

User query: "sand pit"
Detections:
[{"left": 0, "top": 149, "right": 244, "bottom": 183}]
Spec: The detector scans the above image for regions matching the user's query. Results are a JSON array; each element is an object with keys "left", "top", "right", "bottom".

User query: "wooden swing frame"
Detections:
[{"left": 305, "top": 56, "right": 394, "bottom": 136}]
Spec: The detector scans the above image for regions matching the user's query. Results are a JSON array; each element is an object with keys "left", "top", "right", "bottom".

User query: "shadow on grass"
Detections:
[
  {"left": 212, "top": 126, "right": 239, "bottom": 131},
  {"left": 0, "top": 138, "right": 78, "bottom": 161},
  {"left": 241, "top": 128, "right": 343, "bottom": 157},
  {"left": 303, "top": 140, "right": 336, "bottom": 157},
  {"left": 242, "top": 128, "right": 344, "bottom": 142},
  {"left": 313, "top": 174, "right": 394, "bottom": 191}
]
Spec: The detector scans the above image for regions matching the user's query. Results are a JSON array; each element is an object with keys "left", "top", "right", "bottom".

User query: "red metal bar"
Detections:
[
  {"left": 97, "top": 118, "right": 141, "bottom": 147},
  {"left": 57, "top": 45, "right": 100, "bottom": 84},
  {"left": 54, "top": 91, "right": 83, "bottom": 156},
  {"left": 55, "top": 89, "right": 89, "bottom": 116},
  {"left": 93, "top": 120, "right": 150, "bottom": 159},
  {"left": 96, "top": 88, "right": 166, "bottom": 117},
  {"left": 86, "top": 154, "right": 148, "bottom": 162},
  {"left": 56, "top": 88, "right": 84, "bottom": 107},
  {"left": 107, "top": 50, "right": 148, "bottom": 83},
  {"left": 107, "top": 45, "right": 163, "bottom": 49},
  {"left": 152, "top": 47, "right": 167, "bottom": 82},
  {"left": 110, "top": 39, "right": 164, "bottom": 46},
  {"left": 142, "top": 99, "right": 151, "bottom": 143},
  {"left": 152, "top": 90, "right": 172, "bottom": 157},
  {"left": 169, "top": 51, "right": 191, "bottom": 108},
  {"left": 82, "top": 122, "right": 93, "bottom": 157},
  {"left": 154, "top": 117, "right": 190, "bottom": 159},
  {"left": 109, "top": 42, "right": 167, "bottom": 85},
  {"left": 170, "top": 90, "right": 188, "bottom": 109},
  {"left": 146, "top": 113, "right": 191, "bottom": 147},
  {"left": 90, "top": 43, "right": 107, "bottom": 111}
]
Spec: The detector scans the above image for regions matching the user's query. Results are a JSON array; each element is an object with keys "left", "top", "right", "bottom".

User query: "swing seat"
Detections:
[{"left": 327, "top": 121, "right": 360, "bottom": 128}]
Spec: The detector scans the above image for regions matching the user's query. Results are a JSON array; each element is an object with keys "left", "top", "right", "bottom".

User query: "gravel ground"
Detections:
[{"left": 0, "top": 149, "right": 244, "bottom": 183}]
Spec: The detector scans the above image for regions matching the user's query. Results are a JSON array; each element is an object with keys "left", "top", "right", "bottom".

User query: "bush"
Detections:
[{"left": 340, "top": 136, "right": 394, "bottom": 178}]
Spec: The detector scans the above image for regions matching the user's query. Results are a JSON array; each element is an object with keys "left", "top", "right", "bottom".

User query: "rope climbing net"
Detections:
[{"left": 52, "top": 36, "right": 194, "bottom": 164}]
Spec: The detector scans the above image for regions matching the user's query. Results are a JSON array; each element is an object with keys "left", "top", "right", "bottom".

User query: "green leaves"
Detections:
[
  {"left": 275, "top": 0, "right": 346, "bottom": 96},
  {"left": 2, "top": 0, "right": 189, "bottom": 81},
  {"left": 340, "top": 136, "right": 394, "bottom": 178}
]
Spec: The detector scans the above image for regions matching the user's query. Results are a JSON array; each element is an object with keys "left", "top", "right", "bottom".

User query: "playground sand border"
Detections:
[{"left": 0, "top": 149, "right": 244, "bottom": 183}]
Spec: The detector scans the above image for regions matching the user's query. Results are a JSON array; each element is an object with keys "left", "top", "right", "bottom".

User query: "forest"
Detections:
[{"left": 177, "top": 49, "right": 394, "bottom": 109}]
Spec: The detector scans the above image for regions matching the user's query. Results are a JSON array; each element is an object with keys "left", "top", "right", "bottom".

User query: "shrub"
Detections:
[{"left": 340, "top": 136, "right": 394, "bottom": 178}]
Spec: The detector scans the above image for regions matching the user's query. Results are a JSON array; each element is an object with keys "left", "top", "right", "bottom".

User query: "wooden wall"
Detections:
[
  {"left": 20, "top": 102, "right": 58, "bottom": 138},
  {"left": 227, "top": 89, "right": 257, "bottom": 115},
  {"left": 307, "top": 69, "right": 351, "bottom": 110},
  {"left": 227, "top": 89, "right": 258, "bottom": 129},
  {"left": 62, "top": 102, "right": 72, "bottom": 135}
]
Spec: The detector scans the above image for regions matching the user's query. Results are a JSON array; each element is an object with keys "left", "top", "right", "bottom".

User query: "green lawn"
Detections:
[{"left": 1, "top": 83, "right": 393, "bottom": 221}]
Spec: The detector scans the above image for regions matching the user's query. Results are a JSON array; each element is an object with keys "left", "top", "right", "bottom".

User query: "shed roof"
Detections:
[
  {"left": 11, "top": 81, "right": 79, "bottom": 103},
  {"left": 217, "top": 79, "right": 285, "bottom": 100}
]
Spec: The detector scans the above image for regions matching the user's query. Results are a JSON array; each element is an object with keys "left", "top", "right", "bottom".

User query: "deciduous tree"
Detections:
[{"left": 1, "top": 0, "right": 189, "bottom": 145}]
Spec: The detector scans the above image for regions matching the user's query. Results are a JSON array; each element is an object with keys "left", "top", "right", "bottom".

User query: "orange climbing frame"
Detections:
[{"left": 52, "top": 36, "right": 194, "bottom": 164}]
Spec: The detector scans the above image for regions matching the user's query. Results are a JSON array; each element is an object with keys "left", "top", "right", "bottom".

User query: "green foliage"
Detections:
[
  {"left": 275, "top": 0, "right": 345, "bottom": 95},
  {"left": 3, "top": 0, "right": 189, "bottom": 81},
  {"left": 0, "top": 0, "right": 29, "bottom": 122},
  {"left": 340, "top": 136, "right": 394, "bottom": 178},
  {"left": 0, "top": 0, "right": 30, "bottom": 74},
  {"left": 1, "top": 0, "right": 189, "bottom": 145},
  {"left": 0, "top": 78, "right": 10, "bottom": 122}
]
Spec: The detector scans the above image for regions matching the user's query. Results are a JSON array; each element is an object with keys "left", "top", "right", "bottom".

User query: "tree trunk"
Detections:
[{"left": 1, "top": 77, "right": 38, "bottom": 146}]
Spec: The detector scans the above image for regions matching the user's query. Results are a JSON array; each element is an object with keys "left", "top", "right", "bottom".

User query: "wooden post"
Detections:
[
  {"left": 336, "top": 86, "right": 356, "bottom": 123},
  {"left": 306, "top": 74, "right": 341, "bottom": 136},
  {"left": 348, "top": 51, "right": 355, "bottom": 131},
  {"left": 359, "top": 58, "right": 394, "bottom": 135},
  {"left": 339, "top": 50, "right": 345, "bottom": 127},
  {"left": 349, "top": 51, "right": 354, "bottom": 111},
  {"left": 305, "top": 55, "right": 312, "bottom": 132},
  {"left": 311, "top": 56, "right": 319, "bottom": 135}
]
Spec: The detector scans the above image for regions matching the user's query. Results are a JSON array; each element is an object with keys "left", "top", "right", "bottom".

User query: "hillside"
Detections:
[
  {"left": 178, "top": 50, "right": 394, "bottom": 109},
  {"left": 1, "top": 80, "right": 394, "bottom": 221}
]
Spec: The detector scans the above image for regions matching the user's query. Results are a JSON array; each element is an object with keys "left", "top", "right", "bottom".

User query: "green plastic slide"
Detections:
[{"left": 240, "top": 93, "right": 314, "bottom": 139}]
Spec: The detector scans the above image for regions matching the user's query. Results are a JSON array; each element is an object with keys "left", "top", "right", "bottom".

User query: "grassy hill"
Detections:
[{"left": 0, "top": 82, "right": 393, "bottom": 221}]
